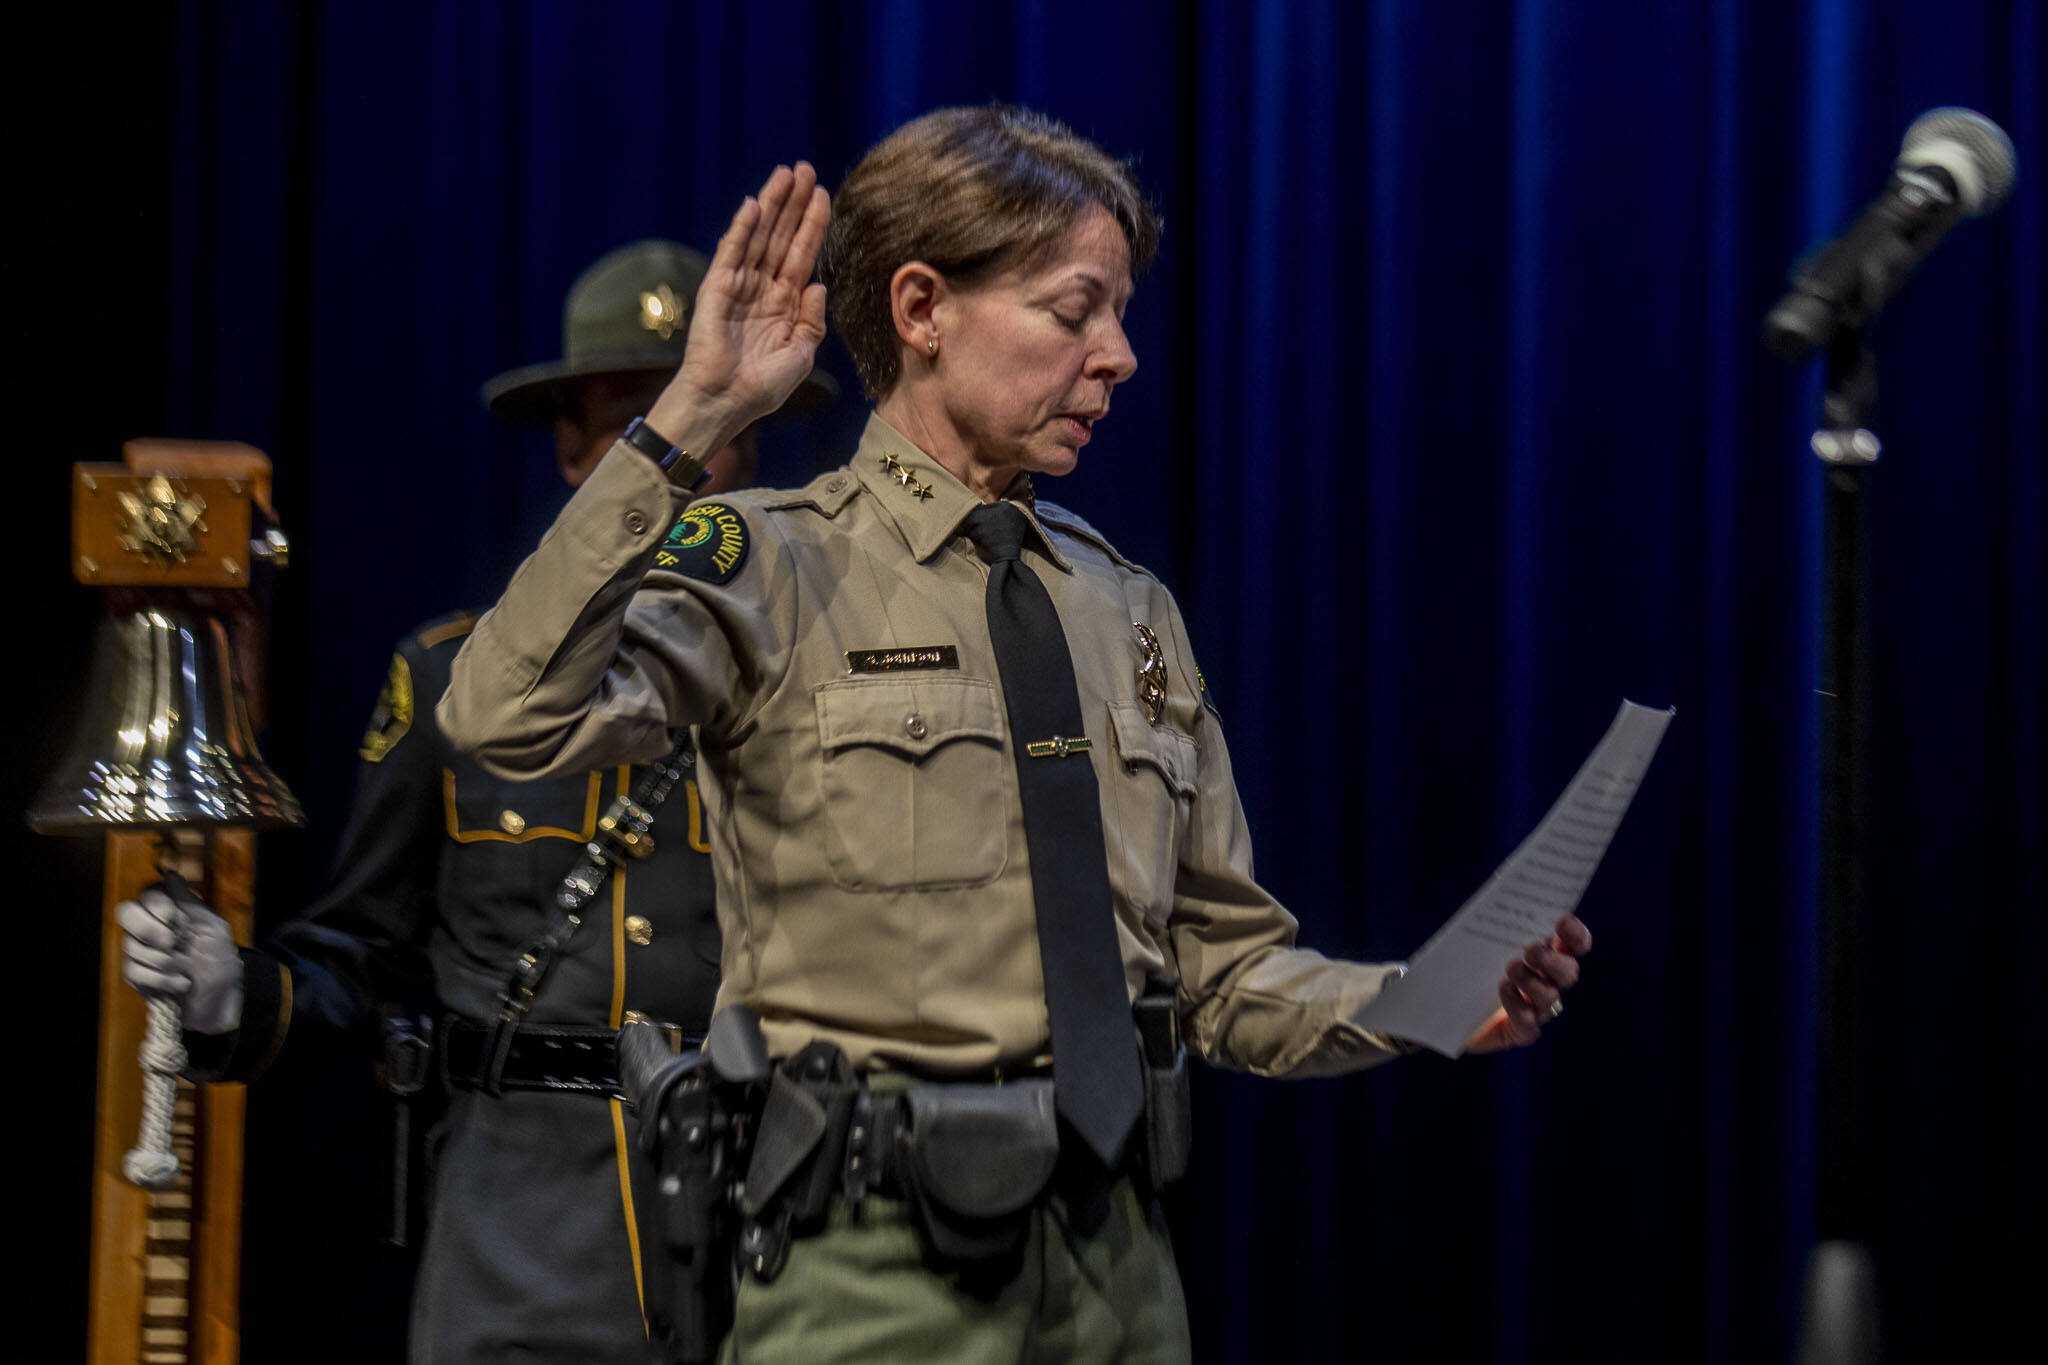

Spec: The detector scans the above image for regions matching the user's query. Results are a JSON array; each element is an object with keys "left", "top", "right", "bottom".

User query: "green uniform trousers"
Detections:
[{"left": 720, "top": 1159, "right": 1192, "bottom": 1363}]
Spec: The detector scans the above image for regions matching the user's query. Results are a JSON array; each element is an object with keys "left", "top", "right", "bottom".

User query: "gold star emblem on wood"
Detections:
[{"left": 115, "top": 474, "right": 208, "bottom": 567}]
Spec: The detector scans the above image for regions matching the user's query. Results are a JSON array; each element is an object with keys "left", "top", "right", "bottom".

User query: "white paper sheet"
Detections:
[{"left": 1350, "top": 700, "right": 1673, "bottom": 1057}]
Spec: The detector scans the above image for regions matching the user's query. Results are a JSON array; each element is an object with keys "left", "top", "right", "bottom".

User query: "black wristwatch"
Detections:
[{"left": 621, "top": 416, "right": 709, "bottom": 489}]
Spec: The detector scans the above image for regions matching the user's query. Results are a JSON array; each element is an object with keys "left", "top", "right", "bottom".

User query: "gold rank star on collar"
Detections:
[
  {"left": 853, "top": 412, "right": 1062, "bottom": 567},
  {"left": 878, "top": 451, "right": 934, "bottom": 501}
]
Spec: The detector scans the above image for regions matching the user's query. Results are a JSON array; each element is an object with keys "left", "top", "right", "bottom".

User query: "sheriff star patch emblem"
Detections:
[
  {"left": 654, "top": 502, "right": 750, "bottom": 584},
  {"left": 359, "top": 653, "right": 414, "bottom": 762}
]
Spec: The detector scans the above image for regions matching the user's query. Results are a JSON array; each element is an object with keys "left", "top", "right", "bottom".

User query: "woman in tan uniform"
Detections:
[{"left": 441, "top": 107, "right": 1590, "bottom": 1362}]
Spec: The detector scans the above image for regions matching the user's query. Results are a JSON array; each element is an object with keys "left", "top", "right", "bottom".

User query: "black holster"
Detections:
[
  {"left": 623, "top": 1009, "right": 769, "bottom": 1365},
  {"left": 1135, "top": 980, "right": 1192, "bottom": 1189},
  {"left": 645, "top": 1073, "right": 734, "bottom": 1365},
  {"left": 376, "top": 1011, "right": 439, "bottom": 1249},
  {"left": 737, "top": 1043, "right": 863, "bottom": 1282}
]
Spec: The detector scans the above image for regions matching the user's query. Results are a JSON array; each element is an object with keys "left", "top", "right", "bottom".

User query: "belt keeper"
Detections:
[{"left": 478, "top": 1016, "right": 519, "bottom": 1097}]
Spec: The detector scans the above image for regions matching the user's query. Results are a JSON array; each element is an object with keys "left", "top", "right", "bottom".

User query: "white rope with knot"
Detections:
[{"left": 125, "top": 981, "right": 188, "bottom": 1189}]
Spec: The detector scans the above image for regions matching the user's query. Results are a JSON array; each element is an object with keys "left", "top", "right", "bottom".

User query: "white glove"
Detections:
[{"left": 116, "top": 885, "right": 244, "bottom": 1036}]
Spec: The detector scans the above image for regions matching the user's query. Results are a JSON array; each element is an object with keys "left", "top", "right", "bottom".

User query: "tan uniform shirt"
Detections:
[{"left": 440, "top": 413, "right": 1406, "bottom": 1078}]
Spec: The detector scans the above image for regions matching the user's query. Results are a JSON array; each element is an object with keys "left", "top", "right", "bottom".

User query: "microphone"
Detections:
[{"left": 1764, "top": 107, "right": 2017, "bottom": 361}]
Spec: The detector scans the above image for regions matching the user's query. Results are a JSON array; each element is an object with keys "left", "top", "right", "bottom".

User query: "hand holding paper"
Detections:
[
  {"left": 1354, "top": 700, "right": 1672, "bottom": 1057},
  {"left": 1464, "top": 912, "right": 1592, "bottom": 1052}
]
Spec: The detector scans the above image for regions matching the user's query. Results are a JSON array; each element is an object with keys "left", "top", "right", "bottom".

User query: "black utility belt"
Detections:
[
  {"left": 443, "top": 1016, "right": 700, "bottom": 1095},
  {"left": 756, "top": 1066, "right": 1024, "bottom": 1208},
  {"left": 736, "top": 1032, "right": 1192, "bottom": 1280},
  {"left": 739, "top": 1045, "right": 1058, "bottom": 1277}
]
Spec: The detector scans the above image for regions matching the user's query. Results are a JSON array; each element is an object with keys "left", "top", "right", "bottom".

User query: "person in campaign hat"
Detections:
[
  {"left": 117, "top": 238, "right": 836, "bottom": 1362},
  {"left": 489, "top": 237, "right": 836, "bottom": 489}
]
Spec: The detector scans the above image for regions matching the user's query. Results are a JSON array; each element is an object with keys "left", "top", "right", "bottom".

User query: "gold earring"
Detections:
[{"left": 927, "top": 335, "right": 939, "bottom": 355}]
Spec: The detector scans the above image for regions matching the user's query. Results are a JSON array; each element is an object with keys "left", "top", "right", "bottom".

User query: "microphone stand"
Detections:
[
  {"left": 1797, "top": 327, "right": 1884, "bottom": 1364},
  {"left": 1771, "top": 111, "right": 2015, "bottom": 1362}
]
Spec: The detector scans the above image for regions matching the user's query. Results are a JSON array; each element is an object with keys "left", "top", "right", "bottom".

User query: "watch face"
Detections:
[{"left": 668, "top": 454, "right": 711, "bottom": 491}]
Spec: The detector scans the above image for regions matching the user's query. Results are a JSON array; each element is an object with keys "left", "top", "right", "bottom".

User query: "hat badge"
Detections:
[{"left": 639, "top": 282, "right": 686, "bottom": 340}]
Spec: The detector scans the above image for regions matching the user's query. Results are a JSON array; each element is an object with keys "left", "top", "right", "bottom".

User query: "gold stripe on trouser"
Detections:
[
  {"left": 609, "top": 764, "right": 631, "bottom": 1031},
  {"left": 612, "top": 1097, "right": 648, "bottom": 1332},
  {"left": 609, "top": 765, "right": 649, "bottom": 1331}
]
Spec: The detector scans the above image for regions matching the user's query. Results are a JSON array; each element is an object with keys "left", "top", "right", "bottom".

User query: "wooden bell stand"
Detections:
[{"left": 68, "top": 439, "right": 288, "bottom": 1364}]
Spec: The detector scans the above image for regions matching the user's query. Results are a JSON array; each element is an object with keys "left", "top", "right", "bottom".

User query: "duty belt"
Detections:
[
  {"left": 744, "top": 1068, "right": 1080, "bottom": 1213},
  {"left": 445, "top": 1017, "right": 699, "bottom": 1095},
  {"left": 733, "top": 1037, "right": 1191, "bottom": 1284}
]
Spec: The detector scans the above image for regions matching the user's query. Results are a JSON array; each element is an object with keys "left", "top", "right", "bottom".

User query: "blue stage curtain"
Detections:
[{"left": 51, "top": 1, "right": 2039, "bottom": 1359}]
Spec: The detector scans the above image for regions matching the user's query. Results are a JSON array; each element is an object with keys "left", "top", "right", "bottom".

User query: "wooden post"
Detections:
[
  {"left": 89, "top": 831, "right": 253, "bottom": 1364},
  {"left": 59, "top": 441, "right": 293, "bottom": 1364}
]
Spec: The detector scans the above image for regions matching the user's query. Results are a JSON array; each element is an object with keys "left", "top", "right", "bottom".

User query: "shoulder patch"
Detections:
[
  {"left": 654, "top": 501, "right": 751, "bottom": 584},
  {"left": 359, "top": 653, "right": 415, "bottom": 762}
]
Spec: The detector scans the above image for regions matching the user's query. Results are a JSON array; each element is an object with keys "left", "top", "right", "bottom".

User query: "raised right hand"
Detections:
[
  {"left": 648, "top": 162, "right": 832, "bottom": 455},
  {"left": 116, "top": 885, "right": 245, "bottom": 1035}
]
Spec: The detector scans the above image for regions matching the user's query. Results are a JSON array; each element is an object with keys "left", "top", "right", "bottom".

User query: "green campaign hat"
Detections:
[{"left": 480, "top": 238, "right": 838, "bottom": 424}]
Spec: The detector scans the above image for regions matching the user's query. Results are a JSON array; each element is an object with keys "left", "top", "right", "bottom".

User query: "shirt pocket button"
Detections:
[{"left": 904, "top": 715, "right": 928, "bottom": 741}]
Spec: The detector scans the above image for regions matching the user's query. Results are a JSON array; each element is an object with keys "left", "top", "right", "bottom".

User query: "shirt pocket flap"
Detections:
[
  {"left": 444, "top": 764, "right": 603, "bottom": 842},
  {"left": 814, "top": 676, "right": 1005, "bottom": 760},
  {"left": 1108, "top": 701, "right": 1198, "bottom": 798}
]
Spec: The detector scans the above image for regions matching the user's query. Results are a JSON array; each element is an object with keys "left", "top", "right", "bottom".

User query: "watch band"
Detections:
[{"left": 621, "top": 416, "right": 709, "bottom": 489}]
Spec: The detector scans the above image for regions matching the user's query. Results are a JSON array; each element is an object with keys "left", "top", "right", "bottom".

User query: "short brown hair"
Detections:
[{"left": 820, "top": 105, "right": 1162, "bottom": 398}]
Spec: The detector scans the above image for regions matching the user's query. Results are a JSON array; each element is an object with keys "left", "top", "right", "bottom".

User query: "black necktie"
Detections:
[{"left": 963, "top": 501, "right": 1141, "bottom": 1167}]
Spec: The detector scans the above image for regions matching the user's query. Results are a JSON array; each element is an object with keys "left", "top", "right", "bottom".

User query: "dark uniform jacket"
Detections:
[{"left": 199, "top": 610, "right": 721, "bottom": 1363}]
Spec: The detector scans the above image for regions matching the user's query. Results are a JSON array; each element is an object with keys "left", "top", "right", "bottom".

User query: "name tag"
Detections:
[{"left": 846, "top": 645, "right": 960, "bottom": 674}]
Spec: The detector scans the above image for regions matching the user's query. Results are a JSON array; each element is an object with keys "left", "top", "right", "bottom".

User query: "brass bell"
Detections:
[{"left": 29, "top": 600, "right": 304, "bottom": 832}]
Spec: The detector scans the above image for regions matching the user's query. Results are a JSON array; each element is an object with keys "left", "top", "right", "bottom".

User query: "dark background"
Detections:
[{"left": 15, "top": 1, "right": 2040, "bottom": 1360}]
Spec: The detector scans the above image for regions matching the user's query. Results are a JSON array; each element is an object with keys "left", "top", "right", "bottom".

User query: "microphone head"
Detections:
[{"left": 1899, "top": 107, "right": 2018, "bottom": 216}]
